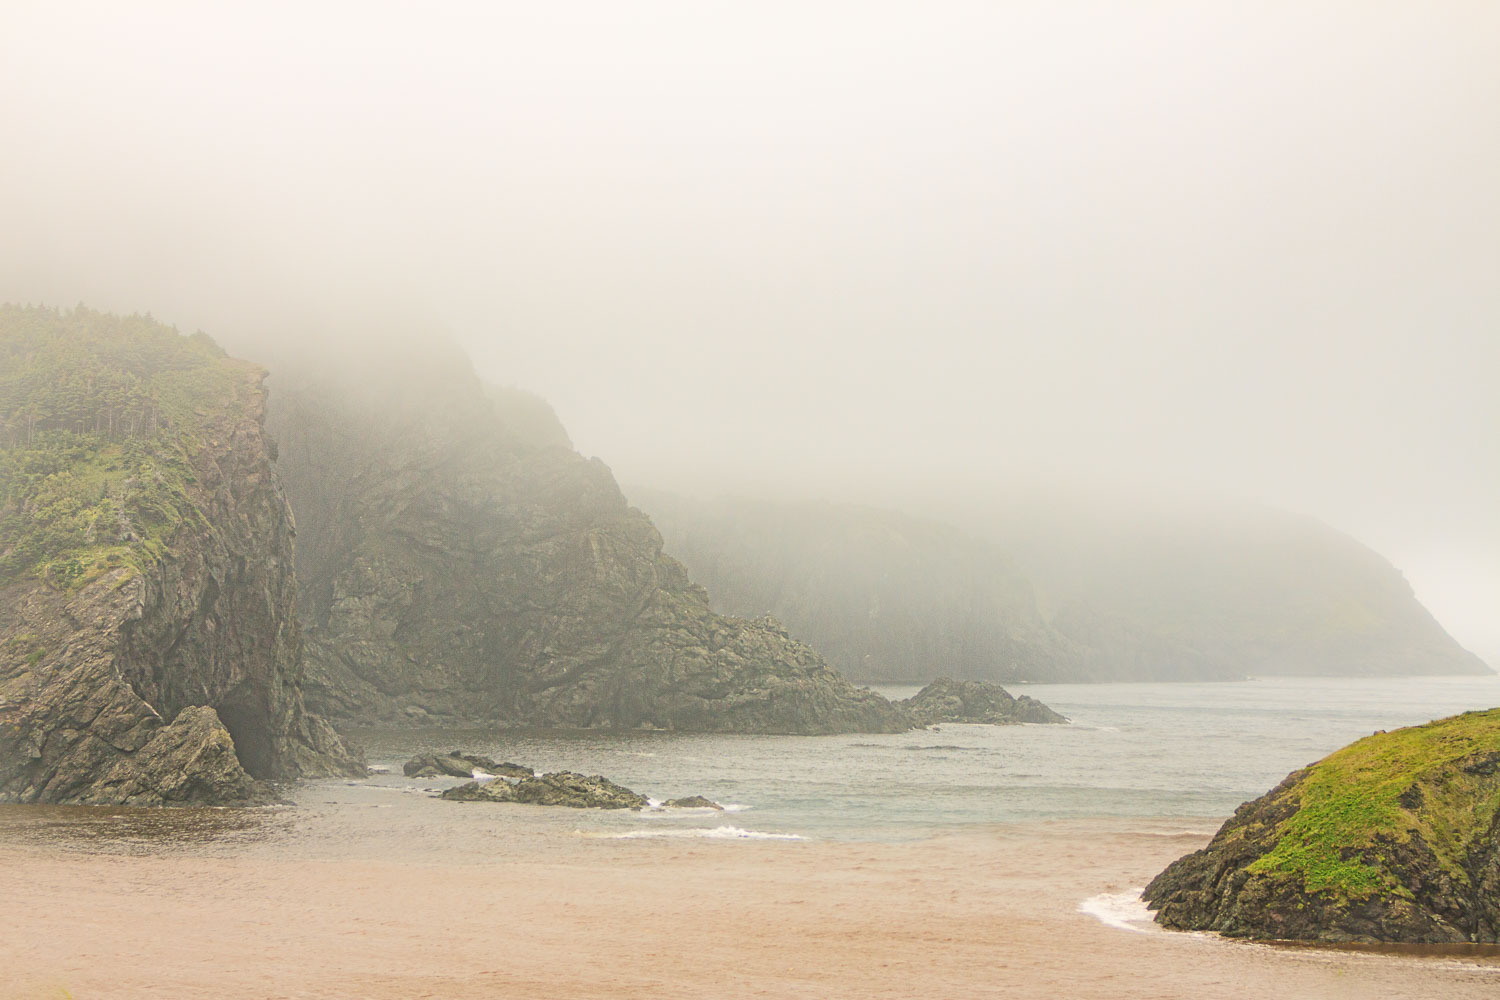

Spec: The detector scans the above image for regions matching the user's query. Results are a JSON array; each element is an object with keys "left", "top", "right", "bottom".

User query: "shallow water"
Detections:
[
  {"left": 326, "top": 673, "right": 1500, "bottom": 843},
  {"left": 6, "top": 674, "right": 1500, "bottom": 998},
  {"left": 4, "top": 674, "right": 1495, "bottom": 854}
]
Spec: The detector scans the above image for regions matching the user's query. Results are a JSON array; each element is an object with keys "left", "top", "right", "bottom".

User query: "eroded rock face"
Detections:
[
  {"left": 268, "top": 351, "right": 909, "bottom": 735},
  {"left": 1144, "top": 709, "right": 1500, "bottom": 943},
  {"left": 901, "top": 677, "right": 1067, "bottom": 726},
  {"left": 0, "top": 308, "right": 363, "bottom": 805}
]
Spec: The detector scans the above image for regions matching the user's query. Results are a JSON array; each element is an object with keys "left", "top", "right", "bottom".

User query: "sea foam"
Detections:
[
  {"left": 1078, "top": 889, "right": 1156, "bottom": 933},
  {"left": 594, "top": 825, "right": 805, "bottom": 841}
]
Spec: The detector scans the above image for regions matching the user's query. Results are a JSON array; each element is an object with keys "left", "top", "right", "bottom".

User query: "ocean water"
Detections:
[
  {"left": 4, "top": 674, "right": 1496, "bottom": 855},
  {"left": 324, "top": 673, "right": 1500, "bottom": 843}
]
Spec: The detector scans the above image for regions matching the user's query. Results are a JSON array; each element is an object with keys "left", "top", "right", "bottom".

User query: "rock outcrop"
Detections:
[
  {"left": 1144, "top": 708, "right": 1500, "bottom": 943},
  {"left": 403, "top": 752, "right": 531, "bottom": 779},
  {"left": 0, "top": 306, "right": 363, "bottom": 805},
  {"left": 663, "top": 795, "right": 723, "bottom": 810},
  {"left": 441, "top": 771, "right": 650, "bottom": 809},
  {"left": 266, "top": 346, "right": 908, "bottom": 734},
  {"left": 901, "top": 677, "right": 1067, "bottom": 726}
]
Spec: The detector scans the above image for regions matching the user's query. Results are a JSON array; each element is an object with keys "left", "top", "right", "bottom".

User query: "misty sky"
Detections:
[{"left": 2, "top": 2, "right": 1496, "bottom": 655}]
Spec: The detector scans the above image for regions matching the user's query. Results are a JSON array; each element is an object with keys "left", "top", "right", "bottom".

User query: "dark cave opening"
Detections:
[{"left": 214, "top": 695, "right": 278, "bottom": 779}]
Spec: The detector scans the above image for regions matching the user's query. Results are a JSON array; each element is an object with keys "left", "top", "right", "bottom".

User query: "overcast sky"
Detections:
[{"left": 2, "top": 2, "right": 1496, "bottom": 655}]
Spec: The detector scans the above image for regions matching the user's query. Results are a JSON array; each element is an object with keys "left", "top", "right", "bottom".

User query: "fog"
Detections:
[{"left": 2, "top": 2, "right": 1496, "bottom": 656}]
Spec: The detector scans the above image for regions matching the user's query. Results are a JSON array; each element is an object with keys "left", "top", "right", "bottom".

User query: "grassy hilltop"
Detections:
[
  {"left": 1146, "top": 708, "right": 1500, "bottom": 943},
  {"left": 0, "top": 305, "right": 254, "bottom": 591}
]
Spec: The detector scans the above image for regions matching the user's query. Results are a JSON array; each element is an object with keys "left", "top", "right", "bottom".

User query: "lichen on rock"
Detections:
[
  {"left": 1144, "top": 708, "right": 1500, "bottom": 943},
  {"left": 0, "top": 306, "right": 363, "bottom": 805}
]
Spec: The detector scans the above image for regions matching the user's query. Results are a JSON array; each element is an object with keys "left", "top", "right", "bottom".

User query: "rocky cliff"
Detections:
[
  {"left": 641, "top": 490, "right": 1486, "bottom": 683},
  {"left": 266, "top": 346, "right": 906, "bottom": 733},
  {"left": 635, "top": 491, "right": 1234, "bottom": 684},
  {"left": 0, "top": 306, "right": 362, "bottom": 804},
  {"left": 1144, "top": 708, "right": 1500, "bottom": 942},
  {"left": 969, "top": 495, "right": 1490, "bottom": 679}
]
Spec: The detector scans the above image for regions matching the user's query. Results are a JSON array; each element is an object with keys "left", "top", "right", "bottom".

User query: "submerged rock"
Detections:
[
  {"left": 900, "top": 678, "right": 1067, "bottom": 726},
  {"left": 403, "top": 752, "right": 532, "bottom": 779},
  {"left": 663, "top": 795, "right": 723, "bottom": 810},
  {"left": 0, "top": 308, "right": 362, "bottom": 806},
  {"left": 441, "top": 771, "right": 649, "bottom": 810},
  {"left": 1144, "top": 708, "right": 1500, "bottom": 943}
]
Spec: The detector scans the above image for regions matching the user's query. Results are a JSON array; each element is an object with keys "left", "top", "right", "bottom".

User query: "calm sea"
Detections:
[
  {"left": 4, "top": 674, "right": 1496, "bottom": 853},
  {"left": 335, "top": 674, "right": 1500, "bottom": 843}
]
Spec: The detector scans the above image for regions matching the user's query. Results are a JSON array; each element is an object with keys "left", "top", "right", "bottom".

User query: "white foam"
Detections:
[
  {"left": 1079, "top": 889, "right": 1157, "bottom": 933},
  {"left": 720, "top": 803, "right": 750, "bottom": 813},
  {"left": 593, "top": 825, "right": 806, "bottom": 841},
  {"left": 471, "top": 769, "right": 495, "bottom": 781},
  {"left": 1147, "top": 829, "right": 1217, "bottom": 838}
]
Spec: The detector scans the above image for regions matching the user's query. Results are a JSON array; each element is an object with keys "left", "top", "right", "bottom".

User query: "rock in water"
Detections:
[
  {"left": 403, "top": 752, "right": 532, "bottom": 778},
  {"left": 663, "top": 796, "right": 723, "bottom": 810},
  {"left": 442, "top": 771, "right": 649, "bottom": 809},
  {"left": 1144, "top": 708, "right": 1500, "bottom": 943},
  {"left": 901, "top": 677, "right": 1067, "bottom": 726},
  {"left": 267, "top": 345, "right": 908, "bottom": 734},
  {"left": 0, "top": 307, "right": 363, "bottom": 805}
]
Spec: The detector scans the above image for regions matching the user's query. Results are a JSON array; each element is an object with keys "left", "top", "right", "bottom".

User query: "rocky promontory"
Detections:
[
  {"left": 0, "top": 307, "right": 362, "bottom": 805},
  {"left": 267, "top": 346, "right": 908, "bottom": 734},
  {"left": 1144, "top": 708, "right": 1500, "bottom": 943},
  {"left": 901, "top": 678, "right": 1067, "bottom": 726}
]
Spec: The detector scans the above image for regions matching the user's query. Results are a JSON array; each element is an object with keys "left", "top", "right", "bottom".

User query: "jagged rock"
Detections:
[
  {"left": 403, "top": 751, "right": 532, "bottom": 778},
  {"left": 268, "top": 348, "right": 910, "bottom": 734},
  {"left": 440, "top": 779, "right": 515, "bottom": 803},
  {"left": 87, "top": 706, "right": 280, "bottom": 806},
  {"left": 901, "top": 677, "right": 1067, "bottom": 726},
  {"left": 664, "top": 795, "right": 723, "bottom": 810},
  {"left": 0, "top": 307, "right": 364, "bottom": 805},
  {"left": 442, "top": 771, "right": 649, "bottom": 809},
  {"left": 1144, "top": 708, "right": 1500, "bottom": 943}
]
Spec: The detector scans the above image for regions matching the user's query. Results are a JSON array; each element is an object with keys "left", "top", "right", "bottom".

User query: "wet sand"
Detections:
[{"left": 3, "top": 816, "right": 1497, "bottom": 999}]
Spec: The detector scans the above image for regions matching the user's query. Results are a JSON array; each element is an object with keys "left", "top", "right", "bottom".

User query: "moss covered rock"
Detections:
[
  {"left": 0, "top": 306, "right": 362, "bottom": 804},
  {"left": 1144, "top": 708, "right": 1500, "bottom": 943}
]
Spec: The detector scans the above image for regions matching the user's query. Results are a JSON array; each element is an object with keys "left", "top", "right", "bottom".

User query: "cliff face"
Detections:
[
  {"left": 635, "top": 492, "right": 1234, "bottom": 684},
  {"left": 642, "top": 490, "right": 1486, "bottom": 683},
  {"left": 0, "top": 307, "right": 361, "bottom": 805},
  {"left": 266, "top": 349, "right": 906, "bottom": 733},
  {"left": 1144, "top": 709, "right": 1500, "bottom": 943},
  {"left": 974, "top": 497, "right": 1490, "bottom": 680}
]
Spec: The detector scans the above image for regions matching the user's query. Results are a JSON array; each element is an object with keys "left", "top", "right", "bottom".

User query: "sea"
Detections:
[
  {"left": 8, "top": 674, "right": 1500, "bottom": 998},
  {"left": 13, "top": 673, "right": 1495, "bottom": 853}
]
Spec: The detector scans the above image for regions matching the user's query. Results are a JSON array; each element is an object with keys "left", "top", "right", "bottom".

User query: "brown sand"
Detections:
[{"left": 3, "top": 819, "right": 1496, "bottom": 999}]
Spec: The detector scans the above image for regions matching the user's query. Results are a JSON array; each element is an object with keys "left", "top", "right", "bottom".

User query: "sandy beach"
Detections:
[{"left": 4, "top": 816, "right": 1497, "bottom": 999}]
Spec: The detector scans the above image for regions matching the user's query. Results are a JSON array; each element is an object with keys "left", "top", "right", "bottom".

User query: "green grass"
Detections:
[
  {"left": 1248, "top": 707, "right": 1500, "bottom": 899},
  {"left": 0, "top": 305, "right": 255, "bottom": 591}
]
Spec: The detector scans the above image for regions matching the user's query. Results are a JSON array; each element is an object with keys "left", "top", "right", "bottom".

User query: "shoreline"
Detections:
[{"left": 4, "top": 814, "right": 1497, "bottom": 999}]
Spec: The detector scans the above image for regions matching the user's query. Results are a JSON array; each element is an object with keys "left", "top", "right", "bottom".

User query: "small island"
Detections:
[
  {"left": 1144, "top": 707, "right": 1500, "bottom": 943},
  {"left": 900, "top": 677, "right": 1068, "bottom": 726}
]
